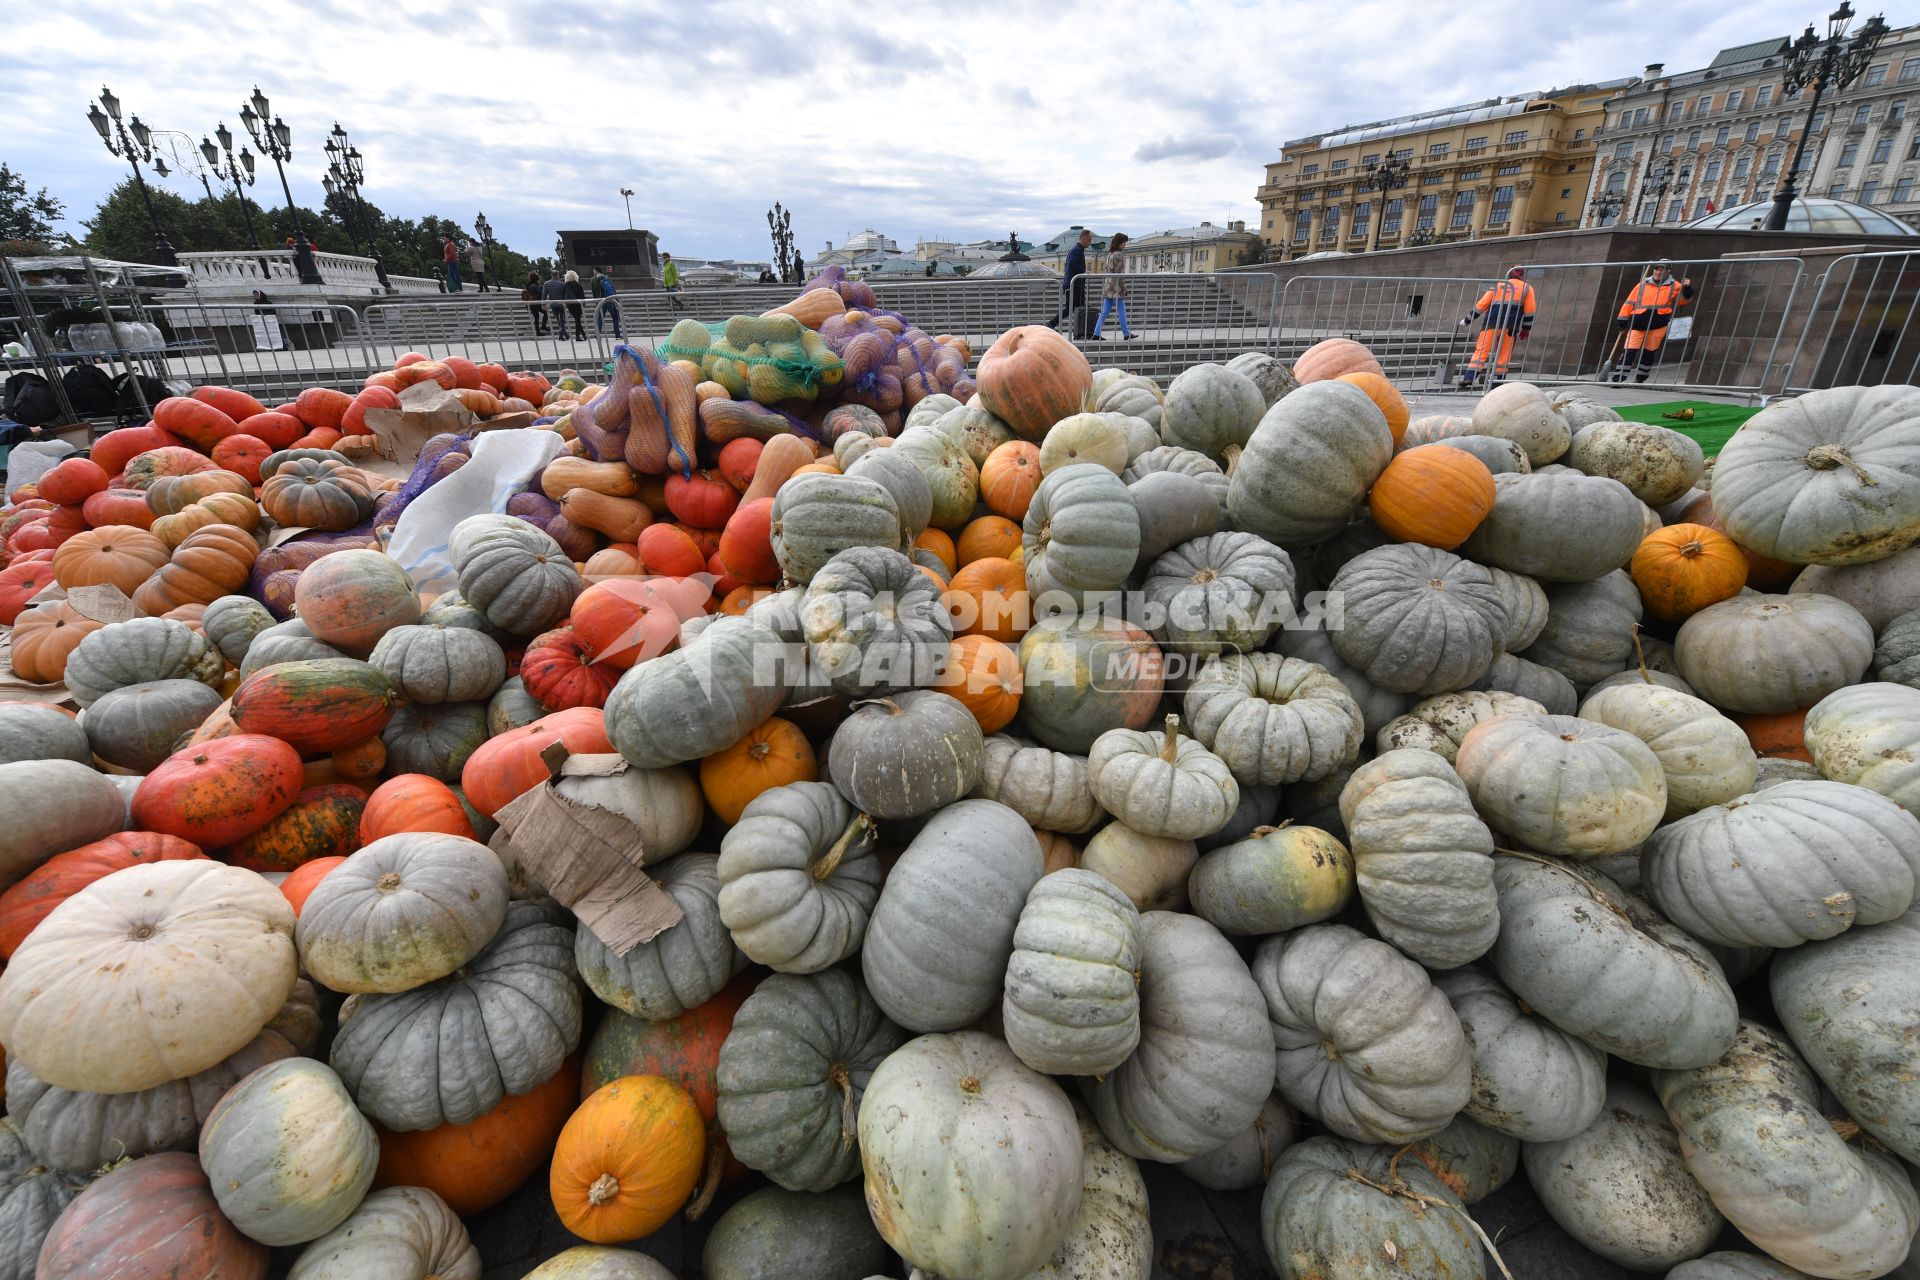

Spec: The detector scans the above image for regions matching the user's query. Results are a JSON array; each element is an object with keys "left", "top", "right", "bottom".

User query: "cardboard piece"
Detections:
[
  {"left": 64, "top": 584, "right": 140, "bottom": 625},
  {"left": 492, "top": 744, "right": 683, "bottom": 954},
  {"left": 361, "top": 385, "right": 538, "bottom": 479}
]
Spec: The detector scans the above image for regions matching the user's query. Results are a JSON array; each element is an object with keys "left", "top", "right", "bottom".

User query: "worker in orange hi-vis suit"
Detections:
[
  {"left": 1611, "top": 260, "right": 1696, "bottom": 384},
  {"left": 1457, "top": 267, "right": 1536, "bottom": 390}
]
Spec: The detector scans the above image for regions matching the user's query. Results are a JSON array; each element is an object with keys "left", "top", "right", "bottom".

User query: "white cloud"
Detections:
[{"left": 4, "top": 0, "right": 1841, "bottom": 259}]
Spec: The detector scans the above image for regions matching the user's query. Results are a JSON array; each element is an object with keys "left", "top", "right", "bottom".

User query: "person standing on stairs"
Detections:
[
  {"left": 441, "top": 235, "right": 463, "bottom": 292},
  {"left": 524, "top": 272, "right": 548, "bottom": 335},
  {"left": 1091, "top": 233, "right": 1138, "bottom": 340},
  {"left": 467, "top": 239, "right": 491, "bottom": 292},
  {"left": 661, "top": 253, "right": 686, "bottom": 312},
  {"left": 562, "top": 270, "right": 587, "bottom": 341},
  {"left": 1611, "top": 260, "right": 1694, "bottom": 383},
  {"left": 1457, "top": 266, "right": 1535, "bottom": 389}
]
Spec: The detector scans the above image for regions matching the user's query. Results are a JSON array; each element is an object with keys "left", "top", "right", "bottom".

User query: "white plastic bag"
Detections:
[
  {"left": 6, "top": 439, "right": 76, "bottom": 501},
  {"left": 387, "top": 428, "right": 562, "bottom": 597}
]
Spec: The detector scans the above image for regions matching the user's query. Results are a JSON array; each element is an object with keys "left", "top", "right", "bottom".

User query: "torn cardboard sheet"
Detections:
[
  {"left": 493, "top": 744, "right": 683, "bottom": 954},
  {"left": 361, "top": 385, "right": 538, "bottom": 478},
  {"left": 64, "top": 585, "right": 140, "bottom": 624}
]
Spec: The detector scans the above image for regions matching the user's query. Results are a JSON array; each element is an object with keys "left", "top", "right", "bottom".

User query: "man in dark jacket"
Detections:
[{"left": 1060, "top": 229, "right": 1092, "bottom": 338}]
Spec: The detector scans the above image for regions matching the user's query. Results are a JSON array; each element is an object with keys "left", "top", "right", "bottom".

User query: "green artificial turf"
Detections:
[{"left": 1612, "top": 401, "right": 1762, "bottom": 459}]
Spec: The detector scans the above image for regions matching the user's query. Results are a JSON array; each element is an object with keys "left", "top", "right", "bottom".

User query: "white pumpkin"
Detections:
[
  {"left": 0, "top": 861, "right": 297, "bottom": 1095},
  {"left": 1803, "top": 682, "right": 1920, "bottom": 809},
  {"left": 1026, "top": 1106, "right": 1152, "bottom": 1280},
  {"left": 1454, "top": 713, "right": 1667, "bottom": 858},
  {"left": 1577, "top": 683, "right": 1758, "bottom": 820}
]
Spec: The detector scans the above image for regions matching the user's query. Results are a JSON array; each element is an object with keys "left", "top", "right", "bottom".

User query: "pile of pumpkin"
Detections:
[{"left": 0, "top": 321, "right": 1917, "bottom": 1280}]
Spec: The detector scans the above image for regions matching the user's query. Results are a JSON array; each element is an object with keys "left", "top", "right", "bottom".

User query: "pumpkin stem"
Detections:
[
  {"left": 813, "top": 813, "right": 874, "bottom": 882},
  {"left": 375, "top": 872, "right": 404, "bottom": 893},
  {"left": 1805, "top": 444, "right": 1877, "bottom": 487},
  {"left": 1222, "top": 444, "right": 1242, "bottom": 476},
  {"left": 684, "top": 1128, "right": 726, "bottom": 1222},
  {"left": 1160, "top": 713, "right": 1181, "bottom": 763},
  {"left": 830, "top": 1061, "right": 857, "bottom": 1152},
  {"left": 586, "top": 1172, "right": 620, "bottom": 1206},
  {"left": 1344, "top": 1165, "right": 1516, "bottom": 1280},
  {"left": 1630, "top": 624, "right": 1651, "bottom": 685},
  {"left": 748, "top": 741, "right": 771, "bottom": 762}
]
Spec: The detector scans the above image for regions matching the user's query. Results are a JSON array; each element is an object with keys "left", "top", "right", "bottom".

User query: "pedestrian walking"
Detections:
[
  {"left": 563, "top": 270, "right": 587, "bottom": 340},
  {"left": 441, "top": 235, "right": 463, "bottom": 292},
  {"left": 1059, "top": 229, "right": 1093, "bottom": 339},
  {"left": 1091, "top": 233, "right": 1138, "bottom": 340},
  {"left": 1457, "top": 266, "right": 1537, "bottom": 389},
  {"left": 467, "top": 239, "right": 490, "bottom": 292},
  {"left": 1610, "top": 260, "right": 1695, "bottom": 384},
  {"left": 661, "top": 252, "right": 686, "bottom": 312},
  {"left": 523, "top": 272, "right": 548, "bottom": 335},
  {"left": 592, "top": 268, "right": 623, "bottom": 338},
  {"left": 542, "top": 270, "right": 567, "bottom": 337}
]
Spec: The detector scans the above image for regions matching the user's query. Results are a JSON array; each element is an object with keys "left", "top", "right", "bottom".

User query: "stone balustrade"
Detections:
[{"left": 175, "top": 250, "right": 443, "bottom": 296}]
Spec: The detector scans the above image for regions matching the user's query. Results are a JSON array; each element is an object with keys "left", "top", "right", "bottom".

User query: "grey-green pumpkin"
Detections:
[
  {"left": 1002, "top": 869, "right": 1143, "bottom": 1077},
  {"left": 605, "top": 616, "right": 787, "bottom": 768},
  {"left": 1270, "top": 626, "right": 1412, "bottom": 739},
  {"left": 1227, "top": 381, "right": 1394, "bottom": 546},
  {"left": 451, "top": 517, "right": 581, "bottom": 636},
  {"left": 1225, "top": 350, "right": 1298, "bottom": 407},
  {"left": 575, "top": 853, "right": 744, "bottom": 1019},
  {"left": 382, "top": 701, "right": 489, "bottom": 782},
  {"left": 1187, "top": 823, "right": 1352, "bottom": 936},
  {"left": 1432, "top": 967, "right": 1606, "bottom": 1142},
  {"left": 1519, "top": 570, "right": 1645, "bottom": 690},
  {"left": 0, "top": 1117, "right": 89, "bottom": 1279},
  {"left": 238, "top": 617, "right": 345, "bottom": 682},
  {"left": 861, "top": 799, "right": 1041, "bottom": 1031},
  {"left": 845, "top": 447, "right": 932, "bottom": 543},
  {"left": 203, "top": 594, "right": 275, "bottom": 665},
  {"left": 1084, "top": 910, "right": 1271, "bottom": 1162},
  {"left": 1472, "top": 651, "right": 1576, "bottom": 714},
  {"left": 367, "top": 624, "right": 507, "bottom": 704},
  {"left": 1567, "top": 421, "right": 1706, "bottom": 506},
  {"left": 1183, "top": 653, "right": 1365, "bottom": 786},
  {"left": 1128, "top": 471, "right": 1224, "bottom": 572},
  {"left": 716, "top": 781, "right": 880, "bottom": 974},
  {"left": 1674, "top": 592, "right": 1875, "bottom": 715},
  {"left": 971, "top": 734, "right": 1105, "bottom": 834},
  {"left": 1459, "top": 470, "right": 1646, "bottom": 583},
  {"left": 1159, "top": 362, "right": 1267, "bottom": 460},
  {"left": 1085, "top": 714, "right": 1239, "bottom": 842},
  {"left": 0, "top": 704, "right": 89, "bottom": 766},
  {"left": 1802, "top": 681, "right": 1920, "bottom": 810},
  {"left": 827, "top": 690, "right": 983, "bottom": 821},
  {"left": 81, "top": 679, "right": 223, "bottom": 772},
  {"left": 1253, "top": 923, "right": 1471, "bottom": 1144},
  {"left": 1121, "top": 445, "right": 1227, "bottom": 510},
  {"left": 1329, "top": 543, "right": 1506, "bottom": 695},
  {"left": 1340, "top": 749, "right": 1497, "bottom": 968},
  {"left": 1173, "top": 1095, "right": 1297, "bottom": 1191},
  {"left": 62, "top": 616, "right": 222, "bottom": 707},
  {"left": 1455, "top": 712, "right": 1667, "bottom": 858},
  {"left": 1261, "top": 1136, "right": 1485, "bottom": 1280},
  {"left": 1578, "top": 682, "right": 1758, "bottom": 820},
  {"left": 769, "top": 472, "right": 902, "bottom": 584},
  {"left": 800, "top": 546, "right": 951, "bottom": 697},
  {"left": 700, "top": 1183, "right": 890, "bottom": 1280},
  {"left": 1023, "top": 463, "right": 1140, "bottom": 605},
  {"left": 1142, "top": 531, "right": 1295, "bottom": 655},
  {"left": 715, "top": 968, "right": 905, "bottom": 1191}
]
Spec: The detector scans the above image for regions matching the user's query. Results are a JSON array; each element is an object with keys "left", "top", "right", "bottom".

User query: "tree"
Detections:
[{"left": 0, "top": 163, "right": 68, "bottom": 253}]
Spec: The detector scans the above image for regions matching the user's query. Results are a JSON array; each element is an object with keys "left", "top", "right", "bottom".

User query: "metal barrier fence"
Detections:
[
  {"left": 1772, "top": 250, "right": 1920, "bottom": 394},
  {"left": 1275, "top": 255, "right": 1807, "bottom": 398}
]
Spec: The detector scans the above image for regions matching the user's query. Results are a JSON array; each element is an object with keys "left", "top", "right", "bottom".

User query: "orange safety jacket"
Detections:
[
  {"left": 1619, "top": 277, "right": 1694, "bottom": 329},
  {"left": 1472, "top": 280, "right": 1537, "bottom": 336}
]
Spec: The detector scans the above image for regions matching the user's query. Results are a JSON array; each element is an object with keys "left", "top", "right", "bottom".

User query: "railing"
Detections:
[
  {"left": 1772, "top": 250, "right": 1920, "bottom": 393},
  {"left": 174, "top": 250, "right": 441, "bottom": 296}
]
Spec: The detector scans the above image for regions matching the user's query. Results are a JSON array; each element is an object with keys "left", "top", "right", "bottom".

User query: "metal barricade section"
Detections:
[
  {"left": 1277, "top": 275, "right": 1490, "bottom": 387},
  {"left": 1773, "top": 251, "right": 1920, "bottom": 394},
  {"left": 1070, "top": 273, "right": 1282, "bottom": 375}
]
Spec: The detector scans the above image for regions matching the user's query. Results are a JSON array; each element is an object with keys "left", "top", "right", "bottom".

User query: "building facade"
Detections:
[
  {"left": 1256, "top": 82, "right": 1626, "bottom": 260},
  {"left": 1586, "top": 25, "right": 1920, "bottom": 231},
  {"left": 1118, "top": 221, "right": 1263, "bottom": 273}
]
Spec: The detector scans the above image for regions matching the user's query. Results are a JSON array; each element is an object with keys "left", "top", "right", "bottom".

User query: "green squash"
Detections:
[
  {"left": 701, "top": 1183, "right": 889, "bottom": 1280},
  {"left": 1261, "top": 1136, "right": 1485, "bottom": 1280}
]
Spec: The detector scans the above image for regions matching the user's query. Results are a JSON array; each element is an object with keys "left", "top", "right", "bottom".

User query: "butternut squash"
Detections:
[
  {"left": 561, "top": 489, "right": 652, "bottom": 543},
  {"left": 694, "top": 380, "right": 730, "bottom": 403},
  {"left": 698, "top": 397, "right": 789, "bottom": 445},
  {"left": 669, "top": 359, "right": 704, "bottom": 383},
  {"left": 764, "top": 287, "right": 846, "bottom": 330},
  {"left": 451, "top": 387, "right": 501, "bottom": 416},
  {"left": 741, "top": 434, "right": 818, "bottom": 505},
  {"left": 542, "top": 457, "right": 639, "bottom": 500}
]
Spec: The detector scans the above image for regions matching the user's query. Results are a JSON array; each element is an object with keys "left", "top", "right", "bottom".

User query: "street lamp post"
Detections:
[
  {"left": 205, "top": 125, "right": 270, "bottom": 272},
  {"left": 768, "top": 203, "right": 800, "bottom": 285},
  {"left": 474, "top": 213, "right": 496, "bottom": 289},
  {"left": 320, "top": 176, "right": 362, "bottom": 255},
  {"left": 1590, "top": 189, "right": 1626, "bottom": 227},
  {"left": 85, "top": 86, "right": 176, "bottom": 265},
  {"left": 239, "top": 87, "right": 323, "bottom": 285},
  {"left": 1638, "top": 157, "right": 1676, "bottom": 225},
  {"left": 1359, "top": 156, "right": 1412, "bottom": 253},
  {"left": 619, "top": 187, "right": 635, "bottom": 230},
  {"left": 323, "top": 123, "right": 390, "bottom": 292},
  {"left": 1766, "top": 2, "right": 1890, "bottom": 230}
]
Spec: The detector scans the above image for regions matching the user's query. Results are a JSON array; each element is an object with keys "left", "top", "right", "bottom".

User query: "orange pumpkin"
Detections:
[
  {"left": 375, "top": 1053, "right": 582, "bottom": 1215},
  {"left": 976, "top": 326, "right": 1093, "bottom": 442},
  {"left": 210, "top": 434, "right": 273, "bottom": 486},
  {"left": 637, "top": 524, "right": 705, "bottom": 578},
  {"left": 152, "top": 396, "right": 240, "bottom": 450},
  {"left": 360, "top": 774, "right": 477, "bottom": 843},
  {"left": 0, "top": 558, "right": 54, "bottom": 624},
  {"left": 1367, "top": 445, "right": 1497, "bottom": 550},
  {"left": 52, "top": 525, "right": 171, "bottom": 596},
  {"left": 979, "top": 441, "right": 1044, "bottom": 519},
  {"left": 133, "top": 523, "right": 259, "bottom": 614},
  {"left": 8, "top": 599, "right": 104, "bottom": 683},
  {"left": 717, "top": 498, "right": 778, "bottom": 585},
  {"left": 522, "top": 627, "right": 619, "bottom": 711},
  {"left": 570, "top": 577, "right": 706, "bottom": 669},
  {"left": 341, "top": 388, "right": 402, "bottom": 436},
  {"left": 956, "top": 515, "right": 1023, "bottom": 566},
  {"left": 550, "top": 1075, "right": 705, "bottom": 1244},
  {"left": 279, "top": 855, "right": 346, "bottom": 915},
  {"left": 1672, "top": 492, "right": 1800, "bottom": 590},
  {"left": 331, "top": 735, "right": 387, "bottom": 781},
  {"left": 582, "top": 544, "right": 644, "bottom": 581},
  {"left": 91, "top": 424, "right": 184, "bottom": 479},
  {"left": 219, "top": 783, "right": 365, "bottom": 872},
  {"left": 44, "top": 503, "right": 88, "bottom": 546},
  {"left": 462, "top": 707, "right": 613, "bottom": 817},
  {"left": 81, "top": 488, "right": 156, "bottom": 530},
  {"left": 292, "top": 387, "right": 354, "bottom": 433},
  {"left": 235, "top": 411, "right": 306, "bottom": 449},
  {"left": 1733, "top": 708, "right": 1812, "bottom": 762},
  {"left": 699, "top": 717, "right": 817, "bottom": 825},
  {"left": 189, "top": 385, "right": 268, "bottom": 423},
  {"left": 936, "top": 634, "right": 1023, "bottom": 733},
  {"left": 1293, "top": 336, "right": 1382, "bottom": 384},
  {"left": 913, "top": 528, "right": 958, "bottom": 575},
  {"left": 0, "top": 831, "right": 205, "bottom": 959},
  {"left": 145, "top": 469, "right": 253, "bottom": 517},
  {"left": 717, "top": 585, "right": 774, "bottom": 616},
  {"left": 1337, "top": 372, "right": 1410, "bottom": 445},
  {"left": 944, "top": 556, "right": 1030, "bottom": 644},
  {"left": 289, "top": 426, "right": 344, "bottom": 451},
  {"left": 38, "top": 458, "right": 110, "bottom": 507},
  {"left": 150, "top": 492, "right": 262, "bottom": 549},
  {"left": 131, "top": 734, "right": 306, "bottom": 847},
  {"left": 122, "top": 445, "right": 217, "bottom": 492},
  {"left": 1631, "top": 523, "right": 1749, "bottom": 622}
]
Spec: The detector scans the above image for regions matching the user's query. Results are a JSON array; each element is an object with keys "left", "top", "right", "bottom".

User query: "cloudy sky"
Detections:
[{"left": 6, "top": 0, "right": 1856, "bottom": 262}]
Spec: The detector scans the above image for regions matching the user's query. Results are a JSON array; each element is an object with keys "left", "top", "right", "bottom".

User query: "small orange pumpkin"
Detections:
[
  {"left": 935, "top": 634, "right": 1023, "bottom": 733},
  {"left": 361, "top": 774, "right": 477, "bottom": 843},
  {"left": 699, "top": 717, "right": 817, "bottom": 825},
  {"left": 944, "top": 557, "right": 1030, "bottom": 644},
  {"left": 52, "top": 525, "right": 171, "bottom": 596},
  {"left": 9, "top": 599, "right": 105, "bottom": 682},
  {"left": 1631, "top": 523, "right": 1749, "bottom": 622},
  {"left": 956, "top": 515, "right": 1023, "bottom": 566},
  {"left": 1733, "top": 708, "right": 1812, "bottom": 762},
  {"left": 375, "top": 1052, "right": 582, "bottom": 1215},
  {"left": 550, "top": 1075, "right": 705, "bottom": 1244},
  {"left": 979, "top": 441, "right": 1044, "bottom": 519},
  {"left": 1367, "top": 445, "right": 1497, "bottom": 550}
]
